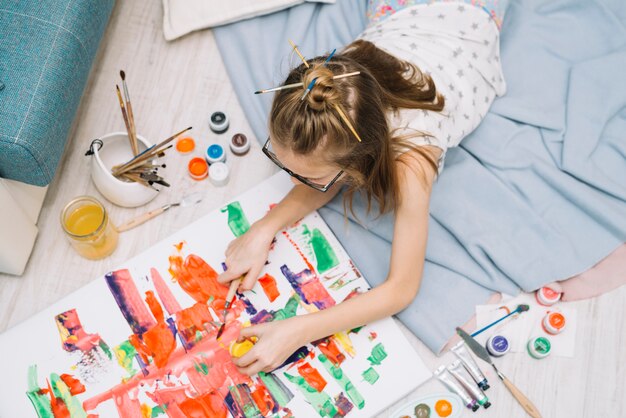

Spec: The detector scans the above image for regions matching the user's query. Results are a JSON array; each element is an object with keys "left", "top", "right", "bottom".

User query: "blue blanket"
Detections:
[{"left": 214, "top": 0, "right": 626, "bottom": 353}]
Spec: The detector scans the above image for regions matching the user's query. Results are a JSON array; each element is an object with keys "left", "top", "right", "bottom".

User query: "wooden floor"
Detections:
[{"left": 1, "top": 1, "right": 623, "bottom": 417}]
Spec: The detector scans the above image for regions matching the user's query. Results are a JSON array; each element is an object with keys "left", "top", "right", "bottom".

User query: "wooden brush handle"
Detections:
[
  {"left": 502, "top": 376, "right": 543, "bottom": 418},
  {"left": 225, "top": 278, "right": 243, "bottom": 303},
  {"left": 116, "top": 207, "right": 167, "bottom": 232}
]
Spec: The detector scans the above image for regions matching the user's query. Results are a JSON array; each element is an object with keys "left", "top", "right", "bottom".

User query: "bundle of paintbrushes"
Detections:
[
  {"left": 113, "top": 70, "right": 191, "bottom": 189},
  {"left": 111, "top": 126, "right": 192, "bottom": 189}
]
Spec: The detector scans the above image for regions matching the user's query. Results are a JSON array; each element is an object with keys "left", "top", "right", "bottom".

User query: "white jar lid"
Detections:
[{"left": 209, "top": 162, "right": 229, "bottom": 186}]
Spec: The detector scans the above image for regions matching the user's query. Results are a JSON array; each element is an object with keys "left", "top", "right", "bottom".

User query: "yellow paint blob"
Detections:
[
  {"left": 230, "top": 339, "right": 255, "bottom": 358},
  {"left": 435, "top": 399, "right": 453, "bottom": 417}
]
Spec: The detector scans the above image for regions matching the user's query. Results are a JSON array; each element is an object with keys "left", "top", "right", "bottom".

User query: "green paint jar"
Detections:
[{"left": 527, "top": 336, "right": 551, "bottom": 359}]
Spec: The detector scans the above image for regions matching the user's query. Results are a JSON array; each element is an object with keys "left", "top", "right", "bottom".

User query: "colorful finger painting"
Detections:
[{"left": 0, "top": 173, "right": 431, "bottom": 417}]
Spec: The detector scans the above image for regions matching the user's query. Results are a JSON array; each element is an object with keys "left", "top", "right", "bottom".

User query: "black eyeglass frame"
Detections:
[{"left": 262, "top": 137, "right": 343, "bottom": 192}]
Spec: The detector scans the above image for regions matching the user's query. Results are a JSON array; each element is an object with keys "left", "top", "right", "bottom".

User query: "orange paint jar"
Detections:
[
  {"left": 175, "top": 136, "right": 196, "bottom": 154},
  {"left": 188, "top": 157, "right": 208, "bottom": 180}
]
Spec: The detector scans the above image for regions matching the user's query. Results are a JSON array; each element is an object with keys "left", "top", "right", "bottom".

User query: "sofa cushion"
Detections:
[{"left": 0, "top": 0, "right": 115, "bottom": 186}]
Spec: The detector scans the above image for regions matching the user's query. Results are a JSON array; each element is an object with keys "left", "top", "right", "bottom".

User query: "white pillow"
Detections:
[{"left": 163, "top": 0, "right": 336, "bottom": 41}]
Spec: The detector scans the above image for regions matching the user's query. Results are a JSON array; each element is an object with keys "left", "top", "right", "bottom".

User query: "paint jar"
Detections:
[
  {"left": 209, "top": 162, "right": 229, "bottom": 186},
  {"left": 536, "top": 287, "right": 561, "bottom": 306},
  {"left": 542, "top": 312, "right": 566, "bottom": 335},
  {"left": 527, "top": 336, "right": 551, "bottom": 359},
  {"left": 209, "top": 111, "right": 229, "bottom": 133},
  {"left": 61, "top": 196, "right": 118, "bottom": 260},
  {"left": 230, "top": 133, "right": 250, "bottom": 156},
  {"left": 188, "top": 157, "right": 208, "bottom": 180},
  {"left": 205, "top": 144, "right": 226, "bottom": 165},
  {"left": 486, "top": 335, "right": 510, "bottom": 357},
  {"left": 175, "top": 136, "right": 195, "bottom": 154}
]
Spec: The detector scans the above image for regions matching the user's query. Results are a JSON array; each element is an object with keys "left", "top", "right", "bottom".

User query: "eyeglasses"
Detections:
[{"left": 262, "top": 137, "right": 343, "bottom": 192}]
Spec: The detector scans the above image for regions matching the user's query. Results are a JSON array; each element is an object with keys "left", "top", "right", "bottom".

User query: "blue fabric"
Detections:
[
  {"left": 0, "top": 0, "right": 115, "bottom": 186},
  {"left": 215, "top": 0, "right": 626, "bottom": 354}
]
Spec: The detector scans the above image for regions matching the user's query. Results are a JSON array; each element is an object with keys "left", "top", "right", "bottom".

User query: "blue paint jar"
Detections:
[
  {"left": 205, "top": 144, "right": 226, "bottom": 165},
  {"left": 486, "top": 335, "right": 510, "bottom": 357}
]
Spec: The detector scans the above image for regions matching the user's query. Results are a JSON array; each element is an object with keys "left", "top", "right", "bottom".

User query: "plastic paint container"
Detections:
[
  {"left": 230, "top": 133, "right": 250, "bottom": 156},
  {"left": 542, "top": 312, "right": 566, "bottom": 335},
  {"left": 485, "top": 335, "right": 510, "bottom": 357},
  {"left": 209, "top": 111, "right": 229, "bottom": 133},
  {"left": 175, "top": 136, "right": 195, "bottom": 154},
  {"left": 209, "top": 162, "right": 229, "bottom": 186},
  {"left": 536, "top": 287, "right": 561, "bottom": 306},
  {"left": 205, "top": 144, "right": 226, "bottom": 165},
  {"left": 188, "top": 157, "right": 208, "bottom": 180},
  {"left": 527, "top": 336, "right": 551, "bottom": 359}
]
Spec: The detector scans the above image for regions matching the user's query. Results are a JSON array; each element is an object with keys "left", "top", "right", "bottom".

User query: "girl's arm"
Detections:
[
  {"left": 233, "top": 147, "right": 441, "bottom": 375},
  {"left": 298, "top": 147, "right": 439, "bottom": 341}
]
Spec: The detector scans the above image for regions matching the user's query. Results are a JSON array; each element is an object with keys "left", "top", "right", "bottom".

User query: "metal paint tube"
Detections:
[
  {"left": 447, "top": 360, "right": 491, "bottom": 409},
  {"left": 451, "top": 341, "right": 490, "bottom": 390},
  {"left": 434, "top": 365, "right": 479, "bottom": 412}
]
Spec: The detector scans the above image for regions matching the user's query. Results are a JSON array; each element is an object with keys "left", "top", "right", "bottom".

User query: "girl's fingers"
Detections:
[
  {"left": 237, "top": 360, "right": 265, "bottom": 376},
  {"left": 238, "top": 325, "right": 261, "bottom": 341},
  {"left": 241, "top": 264, "right": 262, "bottom": 291},
  {"left": 218, "top": 267, "right": 243, "bottom": 284},
  {"left": 232, "top": 349, "right": 257, "bottom": 368}
]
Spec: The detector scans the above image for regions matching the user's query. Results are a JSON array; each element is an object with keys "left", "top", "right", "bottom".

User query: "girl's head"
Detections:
[{"left": 268, "top": 40, "right": 444, "bottom": 215}]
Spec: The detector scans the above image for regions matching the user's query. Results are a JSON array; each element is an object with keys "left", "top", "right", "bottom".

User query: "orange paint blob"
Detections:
[
  {"left": 435, "top": 399, "right": 453, "bottom": 417},
  {"left": 179, "top": 392, "right": 226, "bottom": 418},
  {"left": 316, "top": 338, "right": 345, "bottom": 366},
  {"left": 251, "top": 385, "right": 276, "bottom": 416},
  {"left": 188, "top": 157, "right": 208, "bottom": 180},
  {"left": 176, "top": 136, "right": 195, "bottom": 154},
  {"left": 168, "top": 253, "right": 227, "bottom": 304},
  {"left": 59, "top": 374, "right": 86, "bottom": 395},
  {"left": 297, "top": 362, "right": 327, "bottom": 392},
  {"left": 258, "top": 273, "right": 280, "bottom": 302}
]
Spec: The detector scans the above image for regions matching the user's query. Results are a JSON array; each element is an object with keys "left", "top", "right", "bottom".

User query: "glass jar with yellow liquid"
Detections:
[{"left": 60, "top": 196, "right": 118, "bottom": 259}]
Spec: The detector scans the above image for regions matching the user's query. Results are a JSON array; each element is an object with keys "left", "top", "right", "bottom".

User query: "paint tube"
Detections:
[
  {"left": 451, "top": 341, "right": 490, "bottom": 390},
  {"left": 447, "top": 360, "right": 491, "bottom": 409},
  {"left": 434, "top": 365, "right": 479, "bottom": 412}
]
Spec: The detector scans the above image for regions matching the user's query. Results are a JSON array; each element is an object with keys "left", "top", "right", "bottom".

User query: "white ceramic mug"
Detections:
[{"left": 90, "top": 132, "right": 160, "bottom": 207}]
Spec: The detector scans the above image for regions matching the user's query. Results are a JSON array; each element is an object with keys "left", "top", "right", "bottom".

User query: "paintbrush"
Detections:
[
  {"left": 254, "top": 72, "right": 361, "bottom": 95},
  {"left": 216, "top": 277, "right": 243, "bottom": 340},
  {"left": 471, "top": 304, "right": 530, "bottom": 337},
  {"left": 456, "top": 327, "right": 543, "bottom": 418},
  {"left": 120, "top": 70, "right": 139, "bottom": 156},
  {"left": 112, "top": 127, "right": 189, "bottom": 175},
  {"left": 115, "top": 85, "right": 136, "bottom": 154}
]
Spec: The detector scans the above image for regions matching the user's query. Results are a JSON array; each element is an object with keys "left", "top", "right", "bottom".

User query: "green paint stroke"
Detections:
[
  {"left": 362, "top": 367, "right": 379, "bottom": 385},
  {"left": 194, "top": 361, "right": 209, "bottom": 375},
  {"left": 258, "top": 372, "right": 294, "bottom": 407},
  {"left": 284, "top": 373, "right": 338, "bottom": 417},
  {"left": 50, "top": 373, "right": 88, "bottom": 418},
  {"left": 26, "top": 365, "right": 53, "bottom": 418},
  {"left": 318, "top": 354, "right": 365, "bottom": 409},
  {"left": 310, "top": 228, "right": 339, "bottom": 273},
  {"left": 114, "top": 340, "right": 138, "bottom": 377},
  {"left": 367, "top": 343, "right": 388, "bottom": 366},
  {"left": 99, "top": 340, "right": 113, "bottom": 360},
  {"left": 152, "top": 405, "right": 167, "bottom": 417},
  {"left": 273, "top": 293, "right": 300, "bottom": 321},
  {"left": 221, "top": 201, "right": 250, "bottom": 237}
]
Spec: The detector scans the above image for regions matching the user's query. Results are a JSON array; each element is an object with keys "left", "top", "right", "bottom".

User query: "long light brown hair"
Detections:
[{"left": 269, "top": 40, "right": 445, "bottom": 216}]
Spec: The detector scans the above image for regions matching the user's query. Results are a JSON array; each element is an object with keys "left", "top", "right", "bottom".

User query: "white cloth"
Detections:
[
  {"left": 358, "top": 1, "right": 506, "bottom": 172},
  {"left": 162, "top": 0, "right": 336, "bottom": 41}
]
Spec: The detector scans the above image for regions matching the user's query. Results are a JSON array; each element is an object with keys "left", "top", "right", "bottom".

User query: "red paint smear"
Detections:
[
  {"left": 47, "top": 379, "right": 70, "bottom": 418},
  {"left": 151, "top": 267, "right": 183, "bottom": 315},
  {"left": 111, "top": 388, "right": 141, "bottom": 418},
  {"left": 128, "top": 334, "right": 150, "bottom": 367},
  {"left": 317, "top": 338, "right": 345, "bottom": 366},
  {"left": 145, "top": 291, "right": 165, "bottom": 322},
  {"left": 251, "top": 385, "right": 275, "bottom": 416},
  {"left": 59, "top": 374, "right": 86, "bottom": 395},
  {"left": 282, "top": 231, "right": 315, "bottom": 272},
  {"left": 179, "top": 391, "right": 226, "bottom": 418},
  {"left": 143, "top": 321, "right": 176, "bottom": 369},
  {"left": 258, "top": 273, "right": 280, "bottom": 302},
  {"left": 83, "top": 325, "right": 250, "bottom": 415},
  {"left": 55, "top": 309, "right": 104, "bottom": 353},
  {"left": 297, "top": 362, "right": 327, "bottom": 392},
  {"left": 169, "top": 253, "right": 227, "bottom": 304}
]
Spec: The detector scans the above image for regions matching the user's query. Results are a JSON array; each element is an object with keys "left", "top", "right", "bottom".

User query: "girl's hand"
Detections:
[
  {"left": 232, "top": 318, "right": 308, "bottom": 376},
  {"left": 218, "top": 221, "right": 276, "bottom": 290}
]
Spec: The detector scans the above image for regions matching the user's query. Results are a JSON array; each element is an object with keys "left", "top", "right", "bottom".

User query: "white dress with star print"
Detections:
[{"left": 358, "top": 1, "right": 506, "bottom": 173}]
